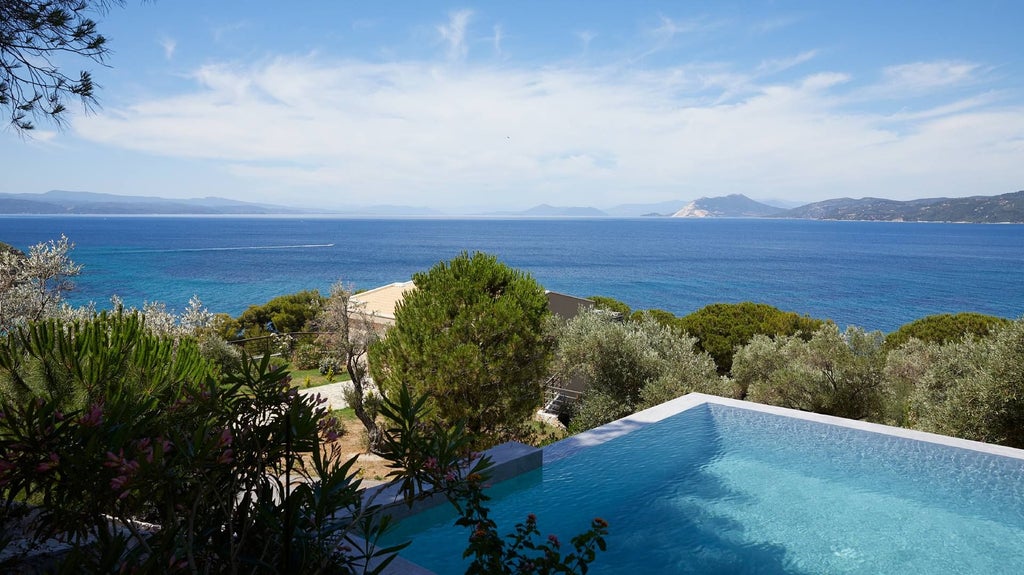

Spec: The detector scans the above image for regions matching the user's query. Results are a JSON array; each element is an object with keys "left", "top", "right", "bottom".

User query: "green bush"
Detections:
[
  {"left": 678, "top": 302, "right": 825, "bottom": 374},
  {"left": 552, "top": 311, "right": 722, "bottom": 434},
  {"left": 291, "top": 342, "right": 323, "bottom": 370},
  {"left": 371, "top": 252, "right": 553, "bottom": 446},
  {"left": 737, "top": 324, "right": 888, "bottom": 421},
  {"left": 0, "top": 313, "right": 609, "bottom": 573},
  {"left": 884, "top": 312, "right": 1011, "bottom": 350}
]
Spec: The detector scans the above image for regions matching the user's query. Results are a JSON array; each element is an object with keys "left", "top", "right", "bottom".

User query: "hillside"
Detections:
[
  {"left": 778, "top": 191, "right": 1024, "bottom": 223},
  {"left": 672, "top": 194, "right": 784, "bottom": 218},
  {"left": 0, "top": 190, "right": 301, "bottom": 215}
]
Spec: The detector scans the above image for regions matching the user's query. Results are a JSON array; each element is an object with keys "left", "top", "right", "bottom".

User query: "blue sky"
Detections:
[{"left": 3, "top": 1, "right": 1022, "bottom": 211}]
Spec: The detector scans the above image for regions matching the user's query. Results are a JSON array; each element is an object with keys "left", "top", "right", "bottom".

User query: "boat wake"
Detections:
[{"left": 119, "top": 243, "right": 336, "bottom": 253}]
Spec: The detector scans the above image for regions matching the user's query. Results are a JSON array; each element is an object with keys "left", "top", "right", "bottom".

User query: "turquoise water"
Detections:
[
  {"left": 1, "top": 216, "right": 1023, "bottom": 331},
  {"left": 384, "top": 404, "right": 1024, "bottom": 574}
]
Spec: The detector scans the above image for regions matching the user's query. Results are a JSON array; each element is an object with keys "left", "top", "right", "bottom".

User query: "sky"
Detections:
[{"left": 2, "top": 0, "right": 1023, "bottom": 212}]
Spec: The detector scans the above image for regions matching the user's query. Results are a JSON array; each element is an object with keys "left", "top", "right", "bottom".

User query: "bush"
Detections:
[
  {"left": 678, "top": 302, "right": 824, "bottom": 374},
  {"left": 884, "top": 312, "right": 1011, "bottom": 350},
  {"left": 371, "top": 252, "right": 553, "bottom": 446},
  {"left": 0, "top": 315, "right": 387, "bottom": 573},
  {"left": 902, "top": 319, "right": 1024, "bottom": 447},
  {"left": 292, "top": 342, "right": 323, "bottom": 370},
  {"left": 552, "top": 311, "right": 721, "bottom": 433},
  {"left": 0, "top": 315, "right": 611, "bottom": 574},
  {"left": 319, "top": 355, "right": 343, "bottom": 375},
  {"left": 739, "top": 324, "right": 888, "bottom": 421}
]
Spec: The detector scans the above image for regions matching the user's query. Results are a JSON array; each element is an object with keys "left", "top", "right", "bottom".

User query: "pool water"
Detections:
[{"left": 383, "top": 401, "right": 1024, "bottom": 574}]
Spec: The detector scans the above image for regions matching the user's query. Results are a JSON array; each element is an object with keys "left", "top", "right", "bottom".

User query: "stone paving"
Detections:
[{"left": 297, "top": 381, "right": 352, "bottom": 410}]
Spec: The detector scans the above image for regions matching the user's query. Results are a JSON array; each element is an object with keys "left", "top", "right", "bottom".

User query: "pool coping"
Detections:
[
  {"left": 384, "top": 393, "right": 1024, "bottom": 573},
  {"left": 545, "top": 392, "right": 1024, "bottom": 463}
]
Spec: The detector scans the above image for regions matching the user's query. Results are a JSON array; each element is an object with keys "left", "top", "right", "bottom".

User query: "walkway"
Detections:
[{"left": 297, "top": 381, "right": 351, "bottom": 411}]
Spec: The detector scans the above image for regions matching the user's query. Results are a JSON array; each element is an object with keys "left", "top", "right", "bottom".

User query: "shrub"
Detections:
[
  {"left": 678, "top": 302, "right": 824, "bottom": 374},
  {"left": 292, "top": 342, "right": 323, "bottom": 370},
  {"left": 552, "top": 311, "right": 721, "bottom": 433},
  {"left": 884, "top": 312, "right": 1011, "bottom": 350},
  {"left": 371, "top": 252, "right": 552, "bottom": 446},
  {"left": 739, "top": 324, "right": 888, "bottom": 420}
]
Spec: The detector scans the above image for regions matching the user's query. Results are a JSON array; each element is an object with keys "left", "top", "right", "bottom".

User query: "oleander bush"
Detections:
[{"left": 0, "top": 312, "right": 609, "bottom": 574}]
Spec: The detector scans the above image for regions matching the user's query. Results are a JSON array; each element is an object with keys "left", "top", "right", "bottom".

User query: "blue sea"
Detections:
[{"left": 1, "top": 216, "right": 1022, "bottom": 332}]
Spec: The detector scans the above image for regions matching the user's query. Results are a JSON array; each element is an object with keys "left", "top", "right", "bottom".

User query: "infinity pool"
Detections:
[{"left": 384, "top": 395, "right": 1024, "bottom": 574}]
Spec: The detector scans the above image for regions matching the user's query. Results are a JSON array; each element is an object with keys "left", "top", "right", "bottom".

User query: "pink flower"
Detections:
[
  {"left": 79, "top": 403, "right": 103, "bottom": 427},
  {"left": 35, "top": 453, "right": 59, "bottom": 473},
  {"left": 217, "top": 427, "right": 233, "bottom": 448},
  {"left": 217, "top": 449, "right": 234, "bottom": 465},
  {"left": 547, "top": 534, "right": 560, "bottom": 548}
]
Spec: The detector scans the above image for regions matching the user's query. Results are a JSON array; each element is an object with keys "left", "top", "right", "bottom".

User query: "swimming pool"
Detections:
[{"left": 384, "top": 394, "right": 1024, "bottom": 574}]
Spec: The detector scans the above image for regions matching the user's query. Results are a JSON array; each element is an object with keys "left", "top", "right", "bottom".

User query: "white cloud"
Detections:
[
  {"left": 437, "top": 10, "right": 473, "bottom": 61},
  {"left": 72, "top": 54, "right": 1024, "bottom": 209},
  {"left": 158, "top": 36, "right": 177, "bottom": 60}
]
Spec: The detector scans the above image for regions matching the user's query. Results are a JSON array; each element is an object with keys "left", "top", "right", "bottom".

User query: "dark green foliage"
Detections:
[
  {"left": 370, "top": 252, "right": 552, "bottom": 445},
  {"left": 221, "top": 290, "right": 324, "bottom": 339},
  {"left": 884, "top": 312, "right": 1011, "bottom": 350},
  {"left": 0, "top": 242, "right": 23, "bottom": 258},
  {"left": 1, "top": 1, "right": 125, "bottom": 131},
  {"left": 630, "top": 308, "right": 679, "bottom": 327},
  {"left": 0, "top": 312, "right": 610, "bottom": 573},
  {"left": 588, "top": 295, "right": 631, "bottom": 317},
  {"left": 0, "top": 314, "right": 403, "bottom": 573},
  {"left": 0, "top": 312, "right": 211, "bottom": 411},
  {"left": 678, "top": 302, "right": 825, "bottom": 374}
]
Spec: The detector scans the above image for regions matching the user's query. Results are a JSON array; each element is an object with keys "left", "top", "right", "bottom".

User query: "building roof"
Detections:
[{"left": 350, "top": 281, "right": 414, "bottom": 320}]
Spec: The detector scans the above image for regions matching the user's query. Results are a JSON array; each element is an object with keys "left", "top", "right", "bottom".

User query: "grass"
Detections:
[{"left": 289, "top": 368, "right": 352, "bottom": 389}]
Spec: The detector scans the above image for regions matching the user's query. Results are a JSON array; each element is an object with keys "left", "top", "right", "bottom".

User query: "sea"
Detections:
[{"left": 1, "top": 216, "right": 1022, "bottom": 333}]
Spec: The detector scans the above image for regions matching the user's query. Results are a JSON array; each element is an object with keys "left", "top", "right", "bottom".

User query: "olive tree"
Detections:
[
  {"left": 0, "top": 235, "right": 81, "bottom": 333},
  {"left": 552, "top": 310, "right": 722, "bottom": 433},
  {"left": 369, "top": 252, "right": 552, "bottom": 446},
  {"left": 738, "top": 324, "right": 888, "bottom": 421},
  {"left": 899, "top": 319, "right": 1024, "bottom": 447},
  {"left": 316, "top": 280, "right": 386, "bottom": 451}
]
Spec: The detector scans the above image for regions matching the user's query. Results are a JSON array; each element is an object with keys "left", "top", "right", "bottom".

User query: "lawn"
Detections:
[{"left": 289, "top": 367, "right": 352, "bottom": 388}]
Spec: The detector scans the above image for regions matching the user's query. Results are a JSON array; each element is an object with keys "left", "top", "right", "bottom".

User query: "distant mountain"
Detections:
[
  {"left": 605, "top": 200, "right": 689, "bottom": 217},
  {"left": 487, "top": 204, "right": 609, "bottom": 217},
  {"left": 777, "top": 190, "right": 1024, "bottom": 223},
  {"left": 0, "top": 190, "right": 302, "bottom": 215},
  {"left": 672, "top": 194, "right": 785, "bottom": 218},
  {"left": 339, "top": 204, "right": 444, "bottom": 216}
]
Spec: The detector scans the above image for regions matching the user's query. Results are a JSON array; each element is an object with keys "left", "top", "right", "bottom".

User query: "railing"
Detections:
[{"left": 542, "top": 382, "right": 582, "bottom": 415}]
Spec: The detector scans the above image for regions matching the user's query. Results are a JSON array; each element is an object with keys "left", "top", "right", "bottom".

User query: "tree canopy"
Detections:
[
  {"left": 220, "top": 290, "right": 324, "bottom": 339},
  {"left": 677, "top": 302, "right": 824, "bottom": 374},
  {"left": 883, "top": 312, "right": 1011, "bottom": 350},
  {"left": 1, "top": 1, "right": 126, "bottom": 132},
  {"left": 370, "top": 252, "right": 552, "bottom": 445}
]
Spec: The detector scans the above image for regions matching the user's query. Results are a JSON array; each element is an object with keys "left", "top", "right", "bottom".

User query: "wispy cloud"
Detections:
[
  {"left": 158, "top": 36, "right": 177, "bottom": 60},
  {"left": 576, "top": 30, "right": 597, "bottom": 54},
  {"left": 756, "top": 50, "right": 817, "bottom": 76},
  {"left": 492, "top": 24, "right": 504, "bottom": 57},
  {"left": 72, "top": 51, "right": 1023, "bottom": 208},
  {"left": 437, "top": 10, "right": 473, "bottom": 61},
  {"left": 872, "top": 60, "right": 985, "bottom": 97}
]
